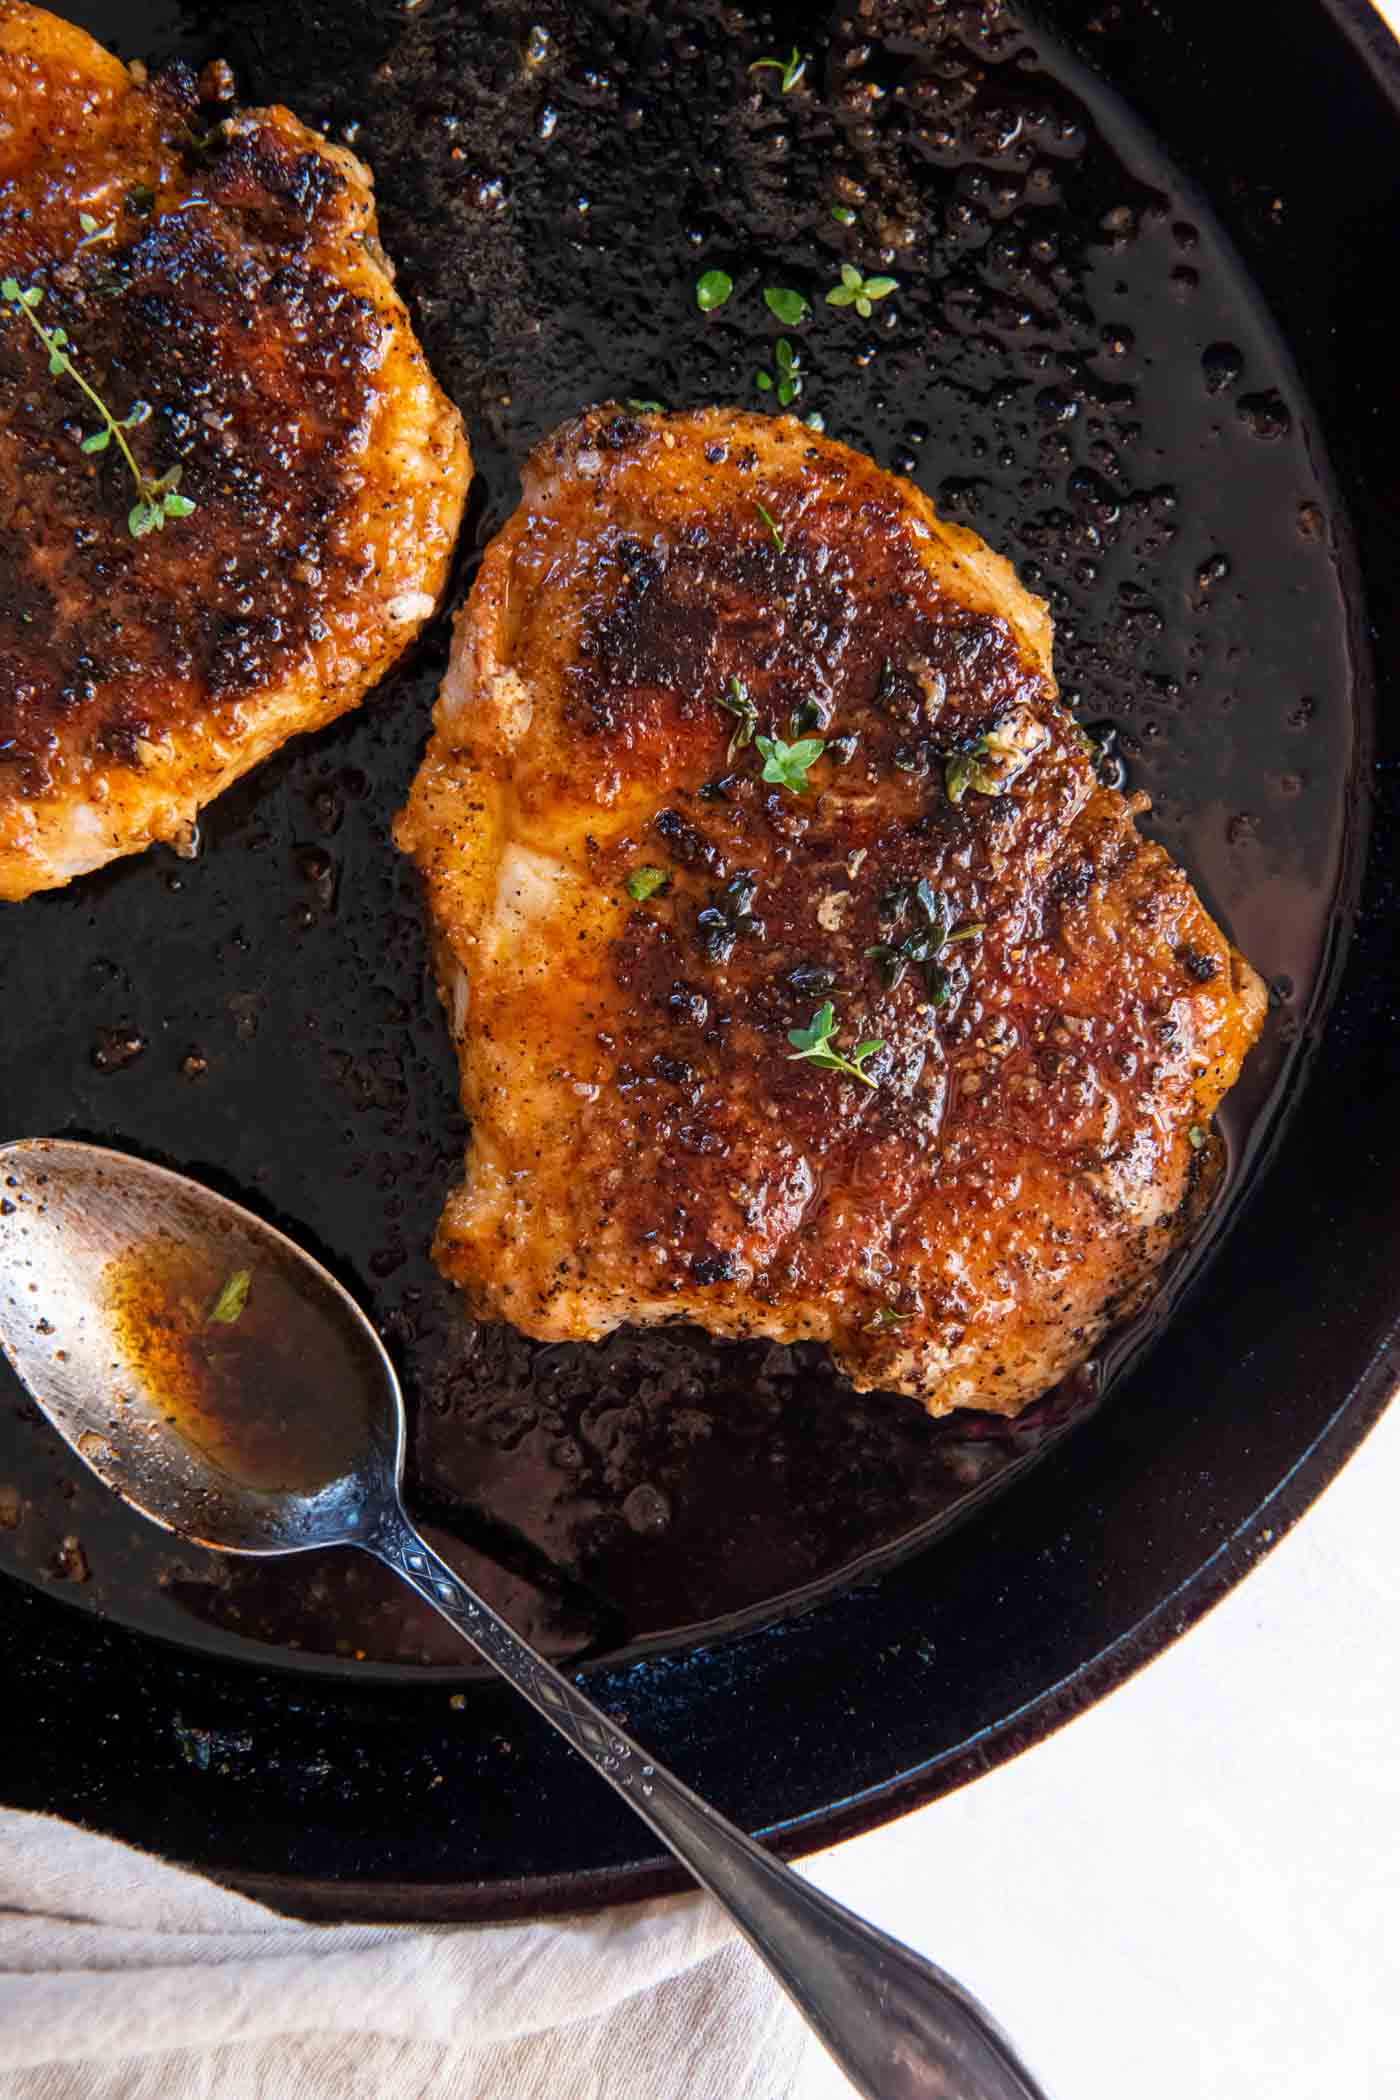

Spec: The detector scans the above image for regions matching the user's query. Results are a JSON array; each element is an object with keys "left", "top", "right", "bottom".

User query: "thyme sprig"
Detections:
[
  {"left": 787, "top": 1001, "right": 883, "bottom": 1089},
  {"left": 749, "top": 45, "right": 807, "bottom": 93},
  {"left": 696, "top": 871, "right": 764, "bottom": 964},
  {"left": 715, "top": 673, "right": 760, "bottom": 761},
  {"left": 75, "top": 211, "right": 116, "bottom": 252},
  {"left": 208, "top": 1269, "right": 252, "bottom": 1325},
  {"left": 826, "top": 263, "right": 898, "bottom": 319},
  {"left": 625, "top": 866, "right": 670, "bottom": 902},
  {"left": 866, "top": 877, "right": 984, "bottom": 1001},
  {"left": 756, "top": 334, "right": 801, "bottom": 407},
  {"left": 753, "top": 497, "right": 785, "bottom": 553},
  {"left": 866, "top": 1304, "right": 908, "bottom": 1333},
  {"left": 756, "top": 731, "right": 824, "bottom": 794},
  {"left": 0, "top": 272, "right": 195, "bottom": 538}
]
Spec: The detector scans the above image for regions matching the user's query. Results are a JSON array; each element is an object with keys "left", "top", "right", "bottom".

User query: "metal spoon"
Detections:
[{"left": 0, "top": 1137, "right": 1048, "bottom": 2100}]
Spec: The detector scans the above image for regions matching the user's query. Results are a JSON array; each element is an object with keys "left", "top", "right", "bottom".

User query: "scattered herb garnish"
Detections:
[
  {"left": 763, "top": 286, "right": 811, "bottom": 327},
  {"left": 626, "top": 397, "right": 665, "bottom": 412},
  {"left": 866, "top": 878, "right": 985, "bottom": 997},
  {"left": 696, "top": 269, "right": 733, "bottom": 312},
  {"left": 756, "top": 334, "right": 802, "bottom": 407},
  {"left": 625, "top": 866, "right": 670, "bottom": 902},
  {"left": 76, "top": 210, "right": 116, "bottom": 251},
  {"left": 804, "top": 409, "right": 826, "bottom": 432},
  {"left": 715, "top": 673, "right": 759, "bottom": 761},
  {"left": 830, "top": 204, "right": 857, "bottom": 227},
  {"left": 944, "top": 735, "right": 1006, "bottom": 806},
  {"left": 178, "top": 120, "right": 225, "bottom": 161},
  {"left": 756, "top": 731, "right": 825, "bottom": 795},
  {"left": 788, "top": 695, "right": 828, "bottom": 737},
  {"left": 208, "top": 1268, "right": 252, "bottom": 1325},
  {"left": 1188, "top": 1123, "right": 1207, "bottom": 1150},
  {"left": 753, "top": 498, "right": 785, "bottom": 553},
  {"left": 866, "top": 1304, "right": 908, "bottom": 1333},
  {"left": 826, "top": 262, "right": 898, "bottom": 319},
  {"left": 696, "top": 871, "right": 764, "bottom": 963},
  {"left": 0, "top": 274, "right": 196, "bottom": 539},
  {"left": 787, "top": 1001, "right": 883, "bottom": 1089},
  {"left": 749, "top": 45, "right": 807, "bottom": 93}
]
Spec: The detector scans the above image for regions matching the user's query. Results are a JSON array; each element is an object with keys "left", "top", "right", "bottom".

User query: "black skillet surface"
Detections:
[{"left": 0, "top": 0, "right": 1396, "bottom": 1918}]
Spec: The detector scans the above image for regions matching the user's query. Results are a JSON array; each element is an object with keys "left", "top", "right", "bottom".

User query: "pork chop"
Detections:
[
  {"left": 0, "top": 0, "right": 470, "bottom": 900},
  {"left": 395, "top": 406, "right": 1266, "bottom": 1416}
]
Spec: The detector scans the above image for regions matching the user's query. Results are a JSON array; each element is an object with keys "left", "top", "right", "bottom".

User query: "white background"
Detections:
[{"left": 803, "top": 1398, "right": 1399, "bottom": 2097}]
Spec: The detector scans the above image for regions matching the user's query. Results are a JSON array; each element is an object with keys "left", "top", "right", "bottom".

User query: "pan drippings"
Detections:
[{"left": 0, "top": 0, "right": 1358, "bottom": 1677}]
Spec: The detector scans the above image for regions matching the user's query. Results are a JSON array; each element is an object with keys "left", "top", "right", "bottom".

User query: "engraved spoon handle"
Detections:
[{"left": 368, "top": 1503, "right": 1048, "bottom": 2100}]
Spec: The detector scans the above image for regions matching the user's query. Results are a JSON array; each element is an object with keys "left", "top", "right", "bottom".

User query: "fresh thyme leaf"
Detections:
[
  {"left": 76, "top": 211, "right": 116, "bottom": 251},
  {"left": 1, "top": 270, "right": 196, "bottom": 539},
  {"left": 831, "top": 204, "right": 856, "bottom": 226},
  {"left": 756, "top": 732, "right": 824, "bottom": 795},
  {"left": 209, "top": 1268, "right": 252, "bottom": 1325},
  {"left": 625, "top": 866, "right": 670, "bottom": 902},
  {"left": 825, "top": 264, "right": 899, "bottom": 320},
  {"left": 865, "top": 1304, "right": 907, "bottom": 1332},
  {"left": 626, "top": 398, "right": 665, "bottom": 411},
  {"left": 763, "top": 286, "right": 811, "bottom": 327},
  {"left": 804, "top": 410, "right": 826, "bottom": 432},
  {"left": 866, "top": 881, "right": 985, "bottom": 991},
  {"left": 786, "top": 1002, "right": 833, "bottom": 1052},
  {"left": 696, "top": 871, "right": 764, "bottom": 962},
  {"left": 178, "top": 120, "right": 225, "bottom": 162},
  {"left": 749, "top": 45, "right": 806, "bottom": 92},
  {"left": 696, "top": 269, "right": 733, "bottom": 312},
  {"left": 944, "top": 736, "right": 1004, "bottom": 806},
  {"left": 756, "top": 335, "right": 803, "bottom": 408},
  {"left": 753, "top": 498, "right": 785, "bottom": 553},
  {"left": 944, "top": 752, "right": 974, "bottom": 804},
  {"left": 786, "top": 1001, "right": 883, "bottom": 1089},
  {"left": 715, "top": 673, "right": 759, "bottom": 761},
  {"left": 1188, "top": 1123, "right": 1207, "bottom": 1150}
]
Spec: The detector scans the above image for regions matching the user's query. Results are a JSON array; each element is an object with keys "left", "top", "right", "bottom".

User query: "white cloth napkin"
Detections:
[
  {"left": 1, "top": 1392, "right": 1398, "bottom": 2100},
  {"left": 0, "top": 1812, "right": 843, "bottom": 2098}
]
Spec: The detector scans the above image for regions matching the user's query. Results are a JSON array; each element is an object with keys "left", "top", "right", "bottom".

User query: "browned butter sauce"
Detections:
[{"left": 105, "top": 1236, "right": 369, "bottom": 1497}]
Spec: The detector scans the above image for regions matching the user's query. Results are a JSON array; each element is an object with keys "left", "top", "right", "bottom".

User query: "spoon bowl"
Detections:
[
  {"left": 0, "top": 1135, "right": 1047, "bottom": 2100},
  {"left": 0, "top": 1138, "right": 398, "bottom": 1557}
]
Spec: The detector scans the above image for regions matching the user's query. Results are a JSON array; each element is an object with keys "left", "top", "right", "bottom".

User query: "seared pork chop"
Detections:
[
  {"left": 0, "top": 1, "right": 470, "bottom": 901},
  {"left": 396, "top": 407, "right": 1266, "bottom": 1416}
]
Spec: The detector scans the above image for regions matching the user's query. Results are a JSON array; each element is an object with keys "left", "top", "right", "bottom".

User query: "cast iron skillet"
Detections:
[{"left": 0, "top": 0, "right": 1397, "bottom": 1920}]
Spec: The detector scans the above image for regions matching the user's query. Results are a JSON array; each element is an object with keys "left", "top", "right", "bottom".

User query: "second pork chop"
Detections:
[{"left": 396, "top": 406, "right": 1266, "bottom": 1416}]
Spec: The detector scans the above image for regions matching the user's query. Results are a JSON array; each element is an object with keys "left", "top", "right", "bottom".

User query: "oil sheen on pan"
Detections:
[{"left": 0, "top": 0, "right": 1358, "bottom": 1679}]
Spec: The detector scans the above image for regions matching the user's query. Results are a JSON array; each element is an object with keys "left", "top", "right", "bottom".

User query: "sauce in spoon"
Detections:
[{"left": 105, "top": 1235, "right": 370, "bottom": 1497}]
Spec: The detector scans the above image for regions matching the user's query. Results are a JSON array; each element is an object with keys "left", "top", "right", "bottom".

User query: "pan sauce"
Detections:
[{"left": 0, "top": 0, "right": 1358, "bottom": 1675}]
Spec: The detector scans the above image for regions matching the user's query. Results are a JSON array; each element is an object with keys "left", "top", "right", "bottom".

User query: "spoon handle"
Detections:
[{"left": 368, "top": 1506, "right": 1047, "bottom": 2100}]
